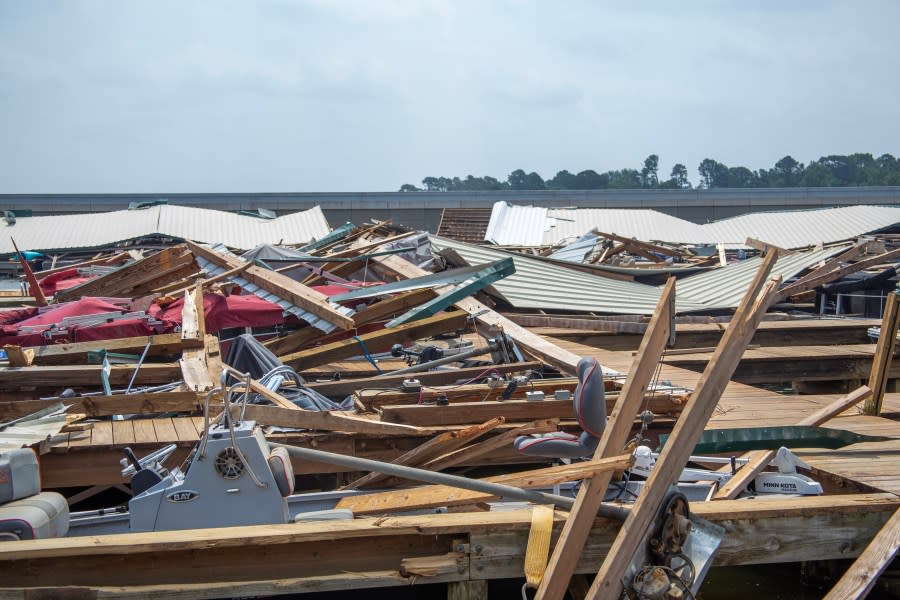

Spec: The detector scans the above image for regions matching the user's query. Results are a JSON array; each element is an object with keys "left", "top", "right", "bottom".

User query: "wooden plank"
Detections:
[
  {"left": 131, "top": 419, "right": 158, "bottom": 444},
  {"left": 379, "top": 395, "right": 683, "bottom": 427},
  {"left": 172, "top": 418, "right": 200, "bottom": 443},
  {"left": 713, "top": 385, "right": 873, "bottom": 500},
  {"left": 865, "top": 292, "right": 900, "bottom": 415},
  {"left": 334, "top": 455, "right": 634, "bottom": 515},
  {"left": 585, "top": 256, "right": 781, "bottom": 599},
  {"left": 90, "top": 422, "right": 113, "bottom": 447},
  {"left": 152, "top": 418, "right": 180, "bottom": 443},
  {"left": 0, "top": 364, "right": 181, "bottom": 391},
  {"left": 279, "top": 311, "right": 469, "bottom": 370},
  {"left": 535, "top": 277, "right": 677, "bottom": 600},
  {"left": 186, "top": 241, "right": 356, "bottom": 330},
  {"left": 26, "top": 333, "right": 204, "bottom": 366},
  {"left": 111, "top": 420, "right": 135, "bottom": 447},
  {"left": 180, "top": 349, "right": 213, "bottom": 392},
  {"left": 822, "top": 506, "right": 900, "bottom": 600},
  {"left": 2, "top": 345, "right": 34, "bottom": 367},
  {"left": 306, "top": 362, "right": 541, "bottom": 398},
  {"left": 343, "top": 417, "right": 504, "bottom": 489},
  {"left": 241, "top": 384, "right": 426, "bottom": 436}
]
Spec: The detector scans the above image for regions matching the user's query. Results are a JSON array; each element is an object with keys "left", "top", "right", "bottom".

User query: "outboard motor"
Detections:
[{"left": 514, "top": 356, "right": 607, "bottom": 459}]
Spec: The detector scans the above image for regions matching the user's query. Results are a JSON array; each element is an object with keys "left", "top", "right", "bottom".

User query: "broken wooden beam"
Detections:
[
  {"left": 23, "top": 333, "right": 204, "bottom": 366},
  {"left": 865, "top": 291, "right": 900, "bottom": 415},
  {"left": 534, "top": 278, "right": 677, "bottom": 600},
  {"left": 822, "top": 506, "right": 900, "bottom": 600}
]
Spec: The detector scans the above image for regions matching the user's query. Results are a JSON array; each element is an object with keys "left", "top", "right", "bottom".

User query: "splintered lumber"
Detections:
[
  {"left": 180, "top": 284, "right": 206, "bottom": 341},
  {"left": 24, "top": 333, "right": 205, "bottom": 366},
  {"left": 585, "top": 257, "right": 782, "bottom": 599},
  {"left": 782, "top": 240, "right": 871, "bottom": 297},
  {"left": 822, "top": 506, "right": 900, "bottom": 600},
  {"left": 865, "top": 291, "right": 900, "bottom": 415},
  {"left": 30, "top": 251, "right": 130, "bottom": 280},
  {"left": 421, "top": 419, "right": 559, "bottom": 472},
  {"left": 186, "top": 241, "right": 355, "bottom": 331},
  {"left": 334, "top": 455, "right": 634, "bottom": 515},
  {"left": 371, "top": 250, "right": 583, "bottom": 374},
  {"left": 777, "top": 246, "right": 900, "bottom": 299},
  {"left": 0, "top": 494, "right": 895, "bottom": 591},
  {"left": 713, "top": 385, "right": 872, "bottom": 500},
  {"left": 306, "top": 362, "right": 541, "bottom": 399},
  {"left": 11, "top": 238, "right": 47, "bottom": 306},
  {"left": 54, "top": 245, "right": 200, "bottom": 302},
  {"left": 342, "top": 417, "right": 504, "bottom": 489},
  {"left": 3, "top": 345, "right": 34, "bottom": 367},
  {"left": 179, "top": 308, "right": 213, "bottom": 393},
  {"left": 279, "top": 310, "right": 469, "bottom": 370},
  {"left": 535, "top": 278, "right": 677, "bottom": 600}
]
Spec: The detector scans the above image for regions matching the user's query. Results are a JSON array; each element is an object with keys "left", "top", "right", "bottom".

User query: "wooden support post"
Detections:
[
  {"left": 534, "top": 278, "right": 677, "bottom": 600},
  {"left": 713, "top": 384, "right": 872, "bottom": 500},
  {"left": 448, "top": 580, "right": 488, "bottom": 600},
  {"left": 745, "top": 237, "right": 796, "bottom": 256},
  {"left": 865, "top": 291, "right": 900, "bottom": 415},
  {"left": 584, "top": 254, "right": 781, "bottom": 599},
  {"left": 822, "top": 506, "right": 900, "bottom": 600}
]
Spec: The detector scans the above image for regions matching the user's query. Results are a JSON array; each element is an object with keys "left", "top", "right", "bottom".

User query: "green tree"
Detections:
[
  {"left": 574, "top": 170, "right": 609, "bottom": 189},
  {"left": 698, "top": 159, "right": 728, "bottom": 188},
  {"left": 769, "top": 155, "right": 804, "bottom": 187},
  {"left": 640, "top": 154, "right": 659, "bottom": 188},
  {"left": 546, "top": 170, "right": 577, "bottom": 189},
  {"left": 726, "top": 166, "right": 757, "bottom": 188},
  {"left": 507, "top": 169, "right": 545, "bottom": 190},
  {"left": 606, "top": 169, "right": 641, "bottom": 189},
  {"left": 399, "top": 183, "right": 421, "bottom": 192}
]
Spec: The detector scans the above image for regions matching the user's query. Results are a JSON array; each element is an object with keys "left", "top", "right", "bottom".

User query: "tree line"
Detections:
[{"left": 399, "top": 152, "right": 900, "bottom": 192}]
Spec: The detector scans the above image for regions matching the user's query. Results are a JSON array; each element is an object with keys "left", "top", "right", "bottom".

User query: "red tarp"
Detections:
[
  {"left": 0, "top": 293, "right": 291, "bottom": 348},
  {"left": 38, "top": 269, "right": 92, "bottom": 296}
]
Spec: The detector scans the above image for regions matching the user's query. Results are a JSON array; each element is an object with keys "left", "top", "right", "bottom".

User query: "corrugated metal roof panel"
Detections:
[
  {"left": 701, "top": 205, "right": 900, "bottom": 249},
  {"left": 0, "top": 205, "right": 332, "bottom": 253},
  {"left": 429, "top": 235, "right": 710, "bottom": 315},
  {"left": 485, "top": 202, "right": 900, "bottom": 249},
  {"left": 672, "top": 245, "right": 851, "bottom": 310},
  {"left": 484, "top": 203, "right": 548, "bottom": 246}
]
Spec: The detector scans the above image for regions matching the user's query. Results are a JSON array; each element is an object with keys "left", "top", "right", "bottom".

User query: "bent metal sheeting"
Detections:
[{"left": 0, "top": 205, "right": 332, "bottom": 254}]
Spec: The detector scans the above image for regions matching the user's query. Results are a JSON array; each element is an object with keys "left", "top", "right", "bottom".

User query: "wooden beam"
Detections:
[
  {"left": 25, "top": 333, "right": 204, "bottom": 366},
  {"left": 378, "top": 395, "right": 682, "bottom": 427},
  {"left": 334, "top": 455, "right": 634, "bottom": 515},
  {"left": 712, "top": 384, "right": 872, "bottom": 500},
  {"left": 0, "top": 364, "right": 181, "bottom": 391},
  {"left": 31, "top": 251, "right": 130, "bottom": 280},
  {"left": 782, "top": 240, "right": 870, "bottom": 295},
  {"left": 342, "top": 418, "right": 504, "bottom": 489},
  {"left": 585, "top": 257, "right": 781, "bottom": 599},
  {"left": 822, "top": 506, "right": 900, "bottom": 600},
  {"left": 0, "top": 391, "right": 204, "bottom": 420},
  {"left": 778, "top": 247, "right": 900, "bottom": 299},
  {"left": 240, "top": 389, "right": 426, "bottom": 436},
  {"left": 535, "top": 278, "right": 677, "bottom": 600},
  {"left": 3, "top": 345, "right": 34, "bottom": 367},
  {"left": 865, "top": 292, "right": 900, "bottom": 415},
  {"left": 306, "top": 362, "right": 541, "bottom": 399},
  {"left": 0, "top": 494, "right": 894, "bottom": 591},
  {"left": 185, "top": 241, "right": 356, "bottom": 330},
  {"left": 745, "top": 237, "right": 796, "bottom": 256},
  {"left": 279, "top": 310, "right": 469, "bottom": 370}
]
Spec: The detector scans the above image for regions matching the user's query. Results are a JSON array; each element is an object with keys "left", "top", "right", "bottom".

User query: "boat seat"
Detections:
[
  {"left": 268, "top": 447, "right": 295, "bottom": 497},
  {"left": 514, "top": 356, "right": 607, "bottom": 459},
  {"left": 0, "top": 449, "right": 69, "bottom": 541}
]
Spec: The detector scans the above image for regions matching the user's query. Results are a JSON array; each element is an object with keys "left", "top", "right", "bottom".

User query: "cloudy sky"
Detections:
[{"left": 1, "top": 1, "right": 898, "bottom": 193}]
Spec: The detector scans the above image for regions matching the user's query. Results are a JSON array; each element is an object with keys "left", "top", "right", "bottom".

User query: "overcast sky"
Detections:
[{"left": 1, "top": 1, "right": 898, "bottom": 193}]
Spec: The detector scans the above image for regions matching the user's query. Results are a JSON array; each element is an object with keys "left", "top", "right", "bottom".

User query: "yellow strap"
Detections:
[{"left": 524, "top": 504, "right": 555, "bottom": 589}]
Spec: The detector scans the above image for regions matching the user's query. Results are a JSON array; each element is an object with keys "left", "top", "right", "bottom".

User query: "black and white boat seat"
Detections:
[
  {"left": 268, "top": 446, "right": 296, "bottom": 497},
  {"left": 0, "top": 448, "right": 69, "bottom": 540},
  {"left": 514, "top": 356, "right": 607, "bottom": 459}
]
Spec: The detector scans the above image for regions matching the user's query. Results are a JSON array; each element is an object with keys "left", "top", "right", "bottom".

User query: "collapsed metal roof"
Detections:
[
  {"left": 428, "top": 235, "right": 710, "bottom": 315},
  {"left": 485, "top": 202, "right": 900, "bottom": 249},
  {"left": 0, "top": 205, "right": 332, "bottom": 253}
]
